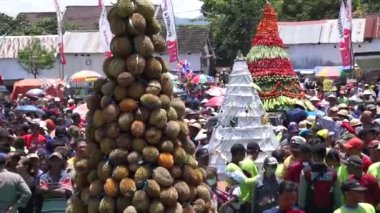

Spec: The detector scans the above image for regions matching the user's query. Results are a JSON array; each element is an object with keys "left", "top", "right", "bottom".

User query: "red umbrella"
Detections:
[
  {"left": 205, "top": 96, "right": 224, "bottom": 107},
  {"left": 206, "top": 87, "right": 225, "bottom": 97}
]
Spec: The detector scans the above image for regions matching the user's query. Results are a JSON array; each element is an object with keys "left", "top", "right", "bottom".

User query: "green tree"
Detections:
[
  {"left": 0, "top": 13, "right": 15, "bottom": 35},
  {"left": 18, "top": 38, "right": 56, "bottom": 78},
  {"left": 281, "top": 0, "right": 341, "bottom": 21}
]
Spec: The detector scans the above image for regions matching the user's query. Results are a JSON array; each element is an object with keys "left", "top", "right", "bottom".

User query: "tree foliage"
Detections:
[
  {"left": 18, "top": 38, "right": 56, "bottom": 78},
  {"left": 0, "top": 13, "right": 80, "bottom": 36}
]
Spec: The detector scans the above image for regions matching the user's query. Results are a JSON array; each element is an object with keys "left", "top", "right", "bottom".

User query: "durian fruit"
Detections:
[
  {"left": 74, "top": 159, "right": 90, "bottom": 172},
  {"left": 109, "top": 148, "right": 129, "bottom": 165},
  {"left": 99, "top": 196, "right": 115, "bottom": 213},
  {"left": 167, "top": 107, "right": 179, "bottom": 121},
  {"left": 103, "top": 104, "right": 120, "bottom": 123},
  {"left": 174, "top": 147, "right": 187, "bottom": 165},
  {"left": 119, "top": 98, "right": 138, "bottom": 112},
  {"left": 93, "top": 109, "right": 106, "bottom": 128},
  {"left": 134, "top": 165, "right": 151, "bottom": 186},
  {"left": 144, "top": 127, "right": 162, "bottom": 145},
  {"left": 124, "top": 206, "right": 138, "bottom": 213},
  {"left": 119, "top": 178, "right": 136, "bottom": 197},
  {"left": 94, "top": 78, "right": 108, "bottom": 95},
  {"left": 146, "top": 18, "right": 161, "bottom": 35},
  {"left": 146, "top": 179, "right": 161, "bottom": 199},
  {"left": 166, "top": 202, "right": 183, "bottom": 213},
  {"left": 100, "top": 138, "right": 116, "bottom": 155},
  {"left": 170, "top": 99, "right": 186, "bottom": 119},
  {"left": 116, "top": 0, "right": 135, "bottom": 17},
  {"left": 174, "top": 181, "right": 191, "bottom": 202},
  {"left": 67, "top": 196, "right": 87, "bottom": 213},
  {"left": 149, "top": 109, "right": 167, "bottom": 129},
  {"left": 186, "top": 155, "right": 198, "bottom": 168},
  {"left": 161, "top": 73, "right": 174, "bottom": 96},
  {"left": 86, "top": 94, "right": 101, "bottom": 112},
  {"left": 193, "top": 199, "right": 206, "bottom": 213},
  {"left": 158, "top": 153, "right": 174, "bottom": 169},
  {"left": 116, "top": 133, "right": 132, "bottom": 149},
  {"left": 127, "top": 81, "right": 145, "bottom": 100},
  {"left": 134, "top": 35, "right": 154, "bottom": 57},
  {"left": 127, "top": 151, "right": 142, "bottom": 165},
  {"left": 111, "top": 36, "right": 133, "bottom": 57},
  {"left": 152, "top": 167, "right": 174, "bottom": 187},
  {"left": 164, "top": 121, "right": 181, "bottom": 139},
  {"left": 132, "top": 190, "right": 150, "bottom": 212},
  {"left": 86, "top": 125, "right": 97, "bottom": 142},
  {"left": 156, "top": 56, "right": 169, "bottom": 73},
  {"left": 114, "top": 85, "right": 129, "bottom": 101},
  {"left": 127, "top": 13, "right": 146, "bottom": 35},
  {"left": 130, "top": 120, "right": 145, "bottom": 137},
  {"left": 106, "top": 122, "right": 120, "bottom": 139},
  {"left": 100, "top": 95, "right": 112, "bottom": 109},
  {"left": 104, "top": 178, "right": 119, "bottom": 198},
  {"left": 160, "top": 95, "right": 171, "bottom": 109},
  {"left": 160, "top": 186, "right": 178, "bottom": 207},
  {"left": 196, "top": 185, "right": 211, "bottom": 201},
  {"left": 142, "top": 146, "right": 160, "bottom": 163},
  {"left": 131, "top": 138, "right": 146, "bottom": 153},
  {"left": 108, "top": 58, "right": 126, "bottom": 80},
  {"left": 116, "top": 197, "right": 131, "bottom": 213},
  {"left": 182, "top": 137, "right": 196, "bottom": 155},
  {"left": 74, "top": 172, "right": 89, "bottom": 190},
  {"left": 135, "top": 0, "right": 155, "bottom": 19},
  {"left": 80, "top": 188, "right": 91, "bottom": 203},
  {"left": 103, "top": 57, "right": 114, "bottom": 80},
  {"left": 149, "top": 201, "right": 165, "bottom": 213},
  {"left": 151, "top": 34, "right": 167, "bottom": 53},
  {"left": 182, "top": 165, "right": 197, "bottom": 186},
  {"left": 89, "top": 179, "right": 103, "bottom": 197},
  {"left": 193, "top": 168, "right": 204, "bottom": 186},
  {"left": 88, "top": 148, "right": 104, "bottom": 166},
  {"left": 87, "top": 170, "right": 98, "bottom": 183},
  {"left": 117, "top": 72, "right": 135, "bottom": 87},
  {"left": 97, "top": 161, "right": 112, "bottom": 181},
  {"left": 145, "top": 80, "right": 162, "bottom": 95},
  {"left": 88, "top": 199, "right": 100, "bottom": 213},
  {"left": 140, "top": 94, "right": 162, "bottom": 110},
  {"left": 108, "top": 8, "right": 128, "bottom": 36},
  {"left": 179, "top": 121, "right": 190, "bottom": 138},
  {"left": 118, "top": 112, "right": 134, "bottom": 131},
  {"left": 144, "top": 57, "right": 163, "bottom": 80},
  {"left": 135, "top": 106, "right": 150, "bottom": 122},
  {"left": 126, "top": 54, "right": 146, "bottom": 76},
  {"left": 160, "top": 140, "right": 174, "bottom": 153}
]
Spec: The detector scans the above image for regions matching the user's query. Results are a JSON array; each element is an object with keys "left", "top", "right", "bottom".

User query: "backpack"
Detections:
[{"left": 304, "top": 165, "right": 337, "bottom": 209}]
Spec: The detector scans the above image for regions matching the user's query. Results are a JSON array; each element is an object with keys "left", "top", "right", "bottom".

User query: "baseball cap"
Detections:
[
  {"left": 317, "top": 129, "right": 329, "bottom": 140},
  {"left": 264, "top": 156, "right": 278, "bottom": 165},
  {"left": 290, "top": 136, "right": 306, "bottom": 145},
  {"left": 341, "top": 179, "right": 367, "bottom": 192},
  {"left": 49, "top": 152, "right": 63, "bottom": 160},
  {"left": 247, "top": 142, "right": 262, "bottom": 153},
  {"left": 367, "top": 104, "right": 376, "bottom": 111},
  {"left": 342, "top": 155, "right": 363, "bottom": 167},
  {"left": 27, "top": 153, "right": 39, "bottom": 160},
  {"left": 344, "top": 138, "right": 364, "bottom": 150},
  {"left": 368, "top": 140, "right": 380, "bottom": 149},
  {"left": 230, "top": 144, "right": 246, "bottom": 155}
]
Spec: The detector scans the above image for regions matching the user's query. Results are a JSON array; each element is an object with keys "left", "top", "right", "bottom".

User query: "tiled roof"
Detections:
[
  {"left": 162, "top": 25, "right": 209, "bottom": 53},
  {"left": 0, "top": 35, "right": 57, "bottom": 59},
  {"left": 63, "top": 6, "right": 112, "bottom": 30},
  {"left": 19, "top": 12, "right": 56, "bottom": 24}
]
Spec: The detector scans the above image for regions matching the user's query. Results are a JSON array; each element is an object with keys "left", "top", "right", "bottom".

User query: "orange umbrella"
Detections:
[{"left": 70, "top": 70, "right": 103, "bottom": 83}]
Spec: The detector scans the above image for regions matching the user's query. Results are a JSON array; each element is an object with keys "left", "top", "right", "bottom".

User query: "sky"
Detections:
[{"left": 0, "top": 0, "right": 203, "bottom": 18}]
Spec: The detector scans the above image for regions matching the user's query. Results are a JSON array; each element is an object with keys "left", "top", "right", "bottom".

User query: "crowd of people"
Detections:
[{"left": 1, "top": 80, "right": 380, "bottom": 213}]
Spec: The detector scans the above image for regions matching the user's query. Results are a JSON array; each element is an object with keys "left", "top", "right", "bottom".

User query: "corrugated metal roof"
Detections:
[
  {"left": 63, "top": 31, "right": 104, "bottom": 53},
  {"left": 0, "top": 35, "right": 57, "bottom": 59},
  {"left": 279, "top": 18, "right": 366, "bottom": 44}
]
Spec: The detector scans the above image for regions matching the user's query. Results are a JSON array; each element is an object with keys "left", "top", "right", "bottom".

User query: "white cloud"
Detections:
[{"left": 0, "top": 0, "right": 203, "bottom": 18}]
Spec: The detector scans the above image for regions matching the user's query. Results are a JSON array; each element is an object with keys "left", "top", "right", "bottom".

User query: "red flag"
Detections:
[
  {"left": 161, "top": 0, "right": 179, "bottom": 63},
  {"left": 53, "top": 0, "right": 66, "bottom": 64},
  {"left": 338, "top": 0, "right": 352, "bottom": 69},
  {"left": 99, "top": 0, "right": 113, "bottom": 58}
]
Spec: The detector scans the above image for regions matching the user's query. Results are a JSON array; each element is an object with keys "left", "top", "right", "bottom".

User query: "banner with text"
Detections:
[
  {"left": 338, "top": 0, "right": 352, "bottom": 70},
  {"left": 99, "top": 0, "right": 112, "bottom": 58},
  {"left": 161, "top": 0, "right": 179, "bottom": 63}
]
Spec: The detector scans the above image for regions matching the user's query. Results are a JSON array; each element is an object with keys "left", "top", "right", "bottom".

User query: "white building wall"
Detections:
[{"left": 287, "top": 39, "right": 380, "bottom": 69}]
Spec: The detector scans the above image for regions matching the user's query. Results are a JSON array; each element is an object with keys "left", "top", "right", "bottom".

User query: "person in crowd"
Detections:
[
  {"left": 272, "top": 149, "right": 286, "bottom": 178},
  {"left": 71, "top": 113, "right": 83, "bottom": 129},
  {"left": 225, "top": 144, "right": 246, "bottom": 188},
  {"left": 326, "top": 148, "right": 342, "bottom": 172},
  {"left": 241, "top": 142, "right": 261, "bottom": 178},
  {"left": 334, "top": 179, "right": 375, "bottom": 213},
  {"left": 252, "top": 157, "right": 283, "bottom": 213},
  {"left": 298, "top": 143, "right": 341, "bottom": 213},
  {"left": 344, "top": 155, "right": 380, "bottom": 207},
  {"left": 37, "top": 152, "right": 72, "bottom": 209},
  {"left": 368, "top": 140, "right": 380, "bottom": 163},
  {"left": 286, "top": 143, "right": 312, "bottom": 183},
  {"left": 0, "top": 152, "right": 32, "bottom": 213},
  {"left": 263, "top": 181, "right": 304, "bottom": 213},
  {"left": 16, "top": 157, "right": 37, "bottom": 213},
  {"left": 344, "top": 137, "right": 372, "bottom": 172},
  {"left": 367, "top": 144, "right": 380, "bottom": 181},
  {"left": 281, "top": 136, "right": 306, "bottom": 179},
  {"left": 358, "top": 128, "right": 378, "bottom": 156},
  {"left": 22, "top": 122, "right": 46, "bottom": 153}
]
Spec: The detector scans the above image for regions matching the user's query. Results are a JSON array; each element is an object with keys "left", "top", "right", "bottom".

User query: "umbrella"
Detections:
[
  {"left": 73, "top": 103, "right": 88, "bottom": 120},
  {"left": 315, "top": 67, "right": 342, "bottom": 79},
  {"left": 206, "top": 87, "right": 225, "bottom": 97},
  {"left": 190, "top": 74, "right": 214, "bottom": 84},
  {"left": 26, "top": 88, "right": 45, "bottom": 97},
  {"left": 14, "top": 105, "right": 45, "bottom": 116},
  {"left": 205, "top": 96, "right": 224, "bottom": 107},
  {"left": 70, "top": 70, "right": 103, "bottom": 83}
]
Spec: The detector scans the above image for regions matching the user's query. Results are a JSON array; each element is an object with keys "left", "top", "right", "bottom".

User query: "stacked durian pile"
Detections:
[{"left": 66, "top": 0, "right": 212, "bottom": 213}]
